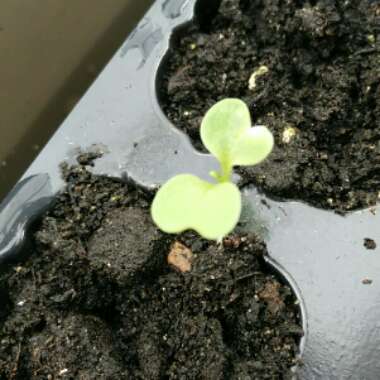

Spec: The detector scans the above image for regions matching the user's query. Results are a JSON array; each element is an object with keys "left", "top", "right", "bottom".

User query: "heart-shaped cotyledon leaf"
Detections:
[
  {"left": 151, "top": 174, "right": 241, "bottom": 241},
  {"left": 200, "top": 98, "right": 274, "bottom": 168}
]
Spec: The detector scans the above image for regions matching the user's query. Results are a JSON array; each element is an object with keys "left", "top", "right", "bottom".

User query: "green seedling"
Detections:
[{"left": 151, "top": 98, "right": 274, "bottom": 240}]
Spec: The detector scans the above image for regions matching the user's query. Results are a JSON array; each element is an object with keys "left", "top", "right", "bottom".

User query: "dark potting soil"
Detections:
[
  {"left": 0, "top": 158, "right": 302, "bottom": 379},
  {"left": 160, "top": 0, "right": 380, "bottom": 211},
  {"left": 364, "top": 237, "right": 377, "bottom": 249}
]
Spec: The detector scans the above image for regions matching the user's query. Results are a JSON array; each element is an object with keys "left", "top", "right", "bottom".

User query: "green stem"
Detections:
[
  {"left": 209, "top": 160, "right": 233, "bottom": 183},
  {"left": 218, "top": 160, "right": 232, "bottom": 183}
]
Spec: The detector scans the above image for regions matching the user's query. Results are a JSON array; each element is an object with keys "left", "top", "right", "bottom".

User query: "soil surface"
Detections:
[
  {"left": 364, "top": 237, "right": 377, "bottom": 249},
  {"left": 0, "top": 158, "right": 302, "bottom": 379},
  {"left": 160, "top": 0, "right": 380, "bottom": 211}
]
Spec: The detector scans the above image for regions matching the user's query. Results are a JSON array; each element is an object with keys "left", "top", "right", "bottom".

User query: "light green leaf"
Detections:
[
  {"left": 151, "top": 174, "right": 241, "bottom": 240},
  {"left": 231, "top": 126, "right": 274, "bottom": 166},
  {"left": 201, "top": 98, "right": 251, "bottom": 166},
  {"left": 200, "top": 98, "right": 274, "bottom": 167}
]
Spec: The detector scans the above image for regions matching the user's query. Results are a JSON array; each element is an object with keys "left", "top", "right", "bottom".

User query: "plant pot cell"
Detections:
[
  {"left": 160, "top": 0, "right": 380, "bottom": 212},
  {"left": 0, "top": 161, "right": 303, "bottom": 379}
]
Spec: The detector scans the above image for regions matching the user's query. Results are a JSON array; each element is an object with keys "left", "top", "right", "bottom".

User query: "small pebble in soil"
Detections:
[
  {"left": 167, "top": 241, "right": 193, "bottom": 273},
  {"left": 258, "top": 281, "right": 285, "bottom": 315},
  {"left": 223, "top": 235, "right": 242, "bottom": 249},
  {"left": 367, "top": 34, "right": 375, "bottom": 44},
  {"left": 248, "top": 65, "right": 269, "bottom": 90},
  {"left": 282, "top": 125, "right": 298, "bottom": 144},
  {"left": 364, "top": 238, "right": 376, "bottom": 250}
]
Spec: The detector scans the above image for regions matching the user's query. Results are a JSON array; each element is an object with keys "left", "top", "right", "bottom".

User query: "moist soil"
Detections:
[
  {"left": 160, "top": 0, "right": 380, "bottom": 212},
  {"left": 0, "top": 157, "right": 302, "bottom": 379}
]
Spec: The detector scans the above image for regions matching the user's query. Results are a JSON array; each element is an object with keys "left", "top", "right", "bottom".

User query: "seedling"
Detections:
[{"left": 151, "top": 99, "right": 274, "bottom": 240}]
